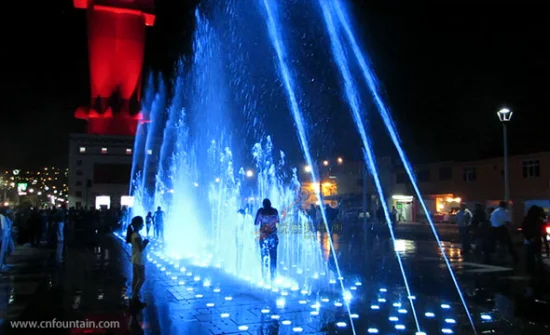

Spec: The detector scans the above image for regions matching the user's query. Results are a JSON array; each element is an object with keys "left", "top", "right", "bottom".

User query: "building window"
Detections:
[
  {"left": 147, "top": 149, "right": 152, "bottom": 155},
  {"left": 76, "top": 170, "right": 83, "bottom": 176},
  {"left": 79, "top": 147, "right": 86, "bottom": 153},
  {"left": 416, "top": 169, "right": 430, "bottom": 182},
  {"left": 463, "top": 167, "right": 476, "bottom": 182},
  {"left": 126, "top": 148, "right": 132, "bottom": 155},
  {"left": 522, "top": 160, "right": 540, "bottom": 178},
  {"left": 101, "top": 147, "right": 108, "bottom": 154},
  {"left": 396, "top": 173, "right": 407, "bottom": 184},
  {"left": 76, "top": 181, "right": 82, "bottom": 186},
  {"left": 76, "top": 159, "right": 83, "bottom": 166},
  {"left": 439, "top": 166, "right": 452, "bottom": 180},
  {"left": 75, "top": 191, "right": 83, "bottom": 197}
]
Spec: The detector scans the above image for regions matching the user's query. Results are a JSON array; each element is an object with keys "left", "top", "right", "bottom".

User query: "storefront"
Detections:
[
  {"left": 391, "top": 195, "right": 415, "bottom": 222},
  {"left": 430, "top": 194, "right": 461, "bottom": 223}
]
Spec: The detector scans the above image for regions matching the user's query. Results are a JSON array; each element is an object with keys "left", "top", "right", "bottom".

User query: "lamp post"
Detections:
[{"left": 497, "top": 108, "right": 513, "bottom": 203}]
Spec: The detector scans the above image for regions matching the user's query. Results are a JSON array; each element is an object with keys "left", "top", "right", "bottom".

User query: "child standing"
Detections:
[{"left": 126, "top": 216, "right": 149, "bottom": 308}]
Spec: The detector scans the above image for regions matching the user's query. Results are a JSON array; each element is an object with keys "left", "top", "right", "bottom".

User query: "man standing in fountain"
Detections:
[
  {"left": 153, "top": 206, "right": 165, "bottom": 242},
  {"left": 255, "top": 199, "right": 280, "bottom": 282}
]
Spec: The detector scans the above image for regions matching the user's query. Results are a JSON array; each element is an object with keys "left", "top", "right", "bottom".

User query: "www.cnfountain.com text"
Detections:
[{"left": 10, "top": 319, "right": 120, "bottom": 330}]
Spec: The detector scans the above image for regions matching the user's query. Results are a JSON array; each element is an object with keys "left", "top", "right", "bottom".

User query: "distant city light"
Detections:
[
  {"left": 337, "top": 157, "right": 343, "bottom": 164},
  {"left": 323, "top": 160, "right": 329, "bottom": 166},
  {"left": 304, "top": 165, "right": 312, "bottom": 173},
  {"left": 246, "top": 170, "right": 254, "bottom": 177}
]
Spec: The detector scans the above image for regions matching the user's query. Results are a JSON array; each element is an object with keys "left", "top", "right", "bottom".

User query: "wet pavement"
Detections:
[
  {"left": 1, "top": 223, "right": 549, "bottom": 334},
  {"left": 0, "top": 244, "right": 53, "bottom": 324}
]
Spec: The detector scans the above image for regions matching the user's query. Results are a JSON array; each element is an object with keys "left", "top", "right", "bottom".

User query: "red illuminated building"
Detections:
[
  {"left": 73, "top": 0, "right": 155, "bottom": 136},
  {"left": 68, "top": 0, "right": 155, "bottom": 209}
]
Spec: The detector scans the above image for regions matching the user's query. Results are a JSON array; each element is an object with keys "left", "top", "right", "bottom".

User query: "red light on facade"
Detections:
[
  {"left": 73, "top": 0, "right": 87, "bottom": 9},
  {"left": 144, "top": 13, "right": 155, "bottom": 26},
  {"left": 74, "top": 0, "right": 155, "bottom": 136}
]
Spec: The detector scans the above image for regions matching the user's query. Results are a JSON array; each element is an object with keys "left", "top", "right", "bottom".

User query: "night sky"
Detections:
[{"left": 1, "top": 0, "right": 549, "bottom": 169}]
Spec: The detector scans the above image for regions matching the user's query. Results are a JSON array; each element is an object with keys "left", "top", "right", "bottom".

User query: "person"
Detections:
[
  {"left": 489, "top": 201, "right": 517, "bottom": 263},
  {"left": 126, "top": 216, "right": 148, "bottom": 308},
  {"left": 455, "top": 203, "right": 473, "bottom": 254},
  {"left": 0, "top": 208, "right": 16, "bottom": 270},
  {"left": 522, "top": 206, "right": 544, "bottom": 275},
  {"left": 54, "top": 205, "right": 66, "bottom": 264},
  {"left": 539, "top": 207, "right": 550, "bottom": 257},
  {"left": 145, "top": 212, "right": 153, "bottom": 237},
  {"left": 29, "top": 209, "right": 42, "bottom": 246},
  {"left": 391, "top": 206, "right": 398, "bottom": 226},
  {"left": 153, "top": 207, "right": 165, "bottom": 241},
  {"left": 255, "top": 198, "right": 279, "bottom": 282},
  {"left": 471, "top": 203, "right": 490, "bottom": 257}
]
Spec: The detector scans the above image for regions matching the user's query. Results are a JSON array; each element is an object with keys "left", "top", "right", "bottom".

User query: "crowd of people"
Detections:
[
  {"left": 455, "top": 200, "right": 549, "bottom": 275},
  {"left": 0, "top": 205, "right": 137, "bottom": 269}
]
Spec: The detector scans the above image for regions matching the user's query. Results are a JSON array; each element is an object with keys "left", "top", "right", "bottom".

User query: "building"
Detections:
[
  {"left": 297, "top": 156, "right": 395, "bottom": 216},
  {"left": 68, "top": 0, "right": 155, "bottom": 209},
  {"left": 68, "top": 135, "right": 135, "bottom": 209},
  {"left": 393, "top": 151, "right": 550, "bottom": 224}
]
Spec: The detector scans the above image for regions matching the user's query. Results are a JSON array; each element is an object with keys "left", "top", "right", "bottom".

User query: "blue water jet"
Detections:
[
  {"left": 331, "top": 0, "right": 477, "bottom": 333},
  {"left": 129, "top": 2, "right": 328, "bottom": 295},
  {"left": 258, "top": 0, "right": 355, "bottom": 332},
  {"left": 318, "top": 0, "right": 421, "bottom": 333},
  {"left": 138, "top": 78, "right": 167, "bottom": 212},
  {"left": 129, "top": 73, "right": 156, "bottom": 197}
]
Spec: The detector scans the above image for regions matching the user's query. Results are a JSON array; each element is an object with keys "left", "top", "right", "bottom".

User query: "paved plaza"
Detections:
[{"left": 1, "top": 224, "right": 549, "bottom": 334}]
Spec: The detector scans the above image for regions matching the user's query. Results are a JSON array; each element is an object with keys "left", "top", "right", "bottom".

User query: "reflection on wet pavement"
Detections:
[
  {"left": 2, "top": 228, "right": 549, "bottom": 335},
  {"left": 0, "top": 245, "right": 51, "bottom": 326},
  {"left": 110, "top": 230, "right": 549, "bottom": 334}
]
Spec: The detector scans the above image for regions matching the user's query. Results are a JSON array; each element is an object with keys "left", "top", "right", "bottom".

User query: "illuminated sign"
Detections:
[{"left": 17, "top": 183, "right": 28, "bottom": 195}]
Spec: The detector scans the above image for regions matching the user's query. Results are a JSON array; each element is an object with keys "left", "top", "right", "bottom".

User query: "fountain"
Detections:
[
  {"left": 124, "top": 1, "right": 474, "bottom": 333},
  {"left": 129, "top": 2, "right": 328, "bottom": 293}
]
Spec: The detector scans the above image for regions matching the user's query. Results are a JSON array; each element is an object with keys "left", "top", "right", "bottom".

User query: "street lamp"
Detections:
[
  {"left": 304, "top": 165, "right": 312, "bottom": 173},
  {"left": 497, "top": 107, "right": 513, "bottom": 203},
  {"left": 245, "top": 170, "right": 254, "bottom": 178}
]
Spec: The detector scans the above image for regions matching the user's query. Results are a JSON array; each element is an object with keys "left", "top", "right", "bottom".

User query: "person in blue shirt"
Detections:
[{"left": 153, "top": 206, "right": 165, "bottom": 241}]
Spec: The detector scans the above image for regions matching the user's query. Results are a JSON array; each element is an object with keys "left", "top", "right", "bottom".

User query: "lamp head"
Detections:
[{"left": 497, "top": 108, "right": 512, "bottom": 122}]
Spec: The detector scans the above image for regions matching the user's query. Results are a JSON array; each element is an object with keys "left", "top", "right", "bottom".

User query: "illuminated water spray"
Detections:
[
  {"left": 319, "top": 1, "right": 421, "bottom": 333},
  {"left": 128, "top": 3, "right": 327, "bottom": 294},
  {"left": 331, "top": 0, "right": 477, "bottom": 333},
  {"left": 258, "top": 0, "right": 354, "bottom": 332}
]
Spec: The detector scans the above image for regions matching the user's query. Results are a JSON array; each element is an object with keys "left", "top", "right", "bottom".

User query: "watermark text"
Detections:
[{"left": 10, "top": 319, "right": 121, "bottom": 330}]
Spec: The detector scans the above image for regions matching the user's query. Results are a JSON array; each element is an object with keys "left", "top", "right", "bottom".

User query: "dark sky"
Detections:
[{"left": 1, "top": 0, "right": 549, "bottom": 168}]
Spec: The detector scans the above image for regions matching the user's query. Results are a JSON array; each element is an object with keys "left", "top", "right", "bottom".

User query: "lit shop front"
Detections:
[
  {"left": 391, "top": 195, "right": 415, "bottom": 222},
  {"left": 432, "top": 194, "right": 461, "bottom": 223},
  {"left": 94, "top": 195, "right": 134, "bottom": 210},
  {"left": 300, "top": 181, "right": 338, "bottom": 206}
]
